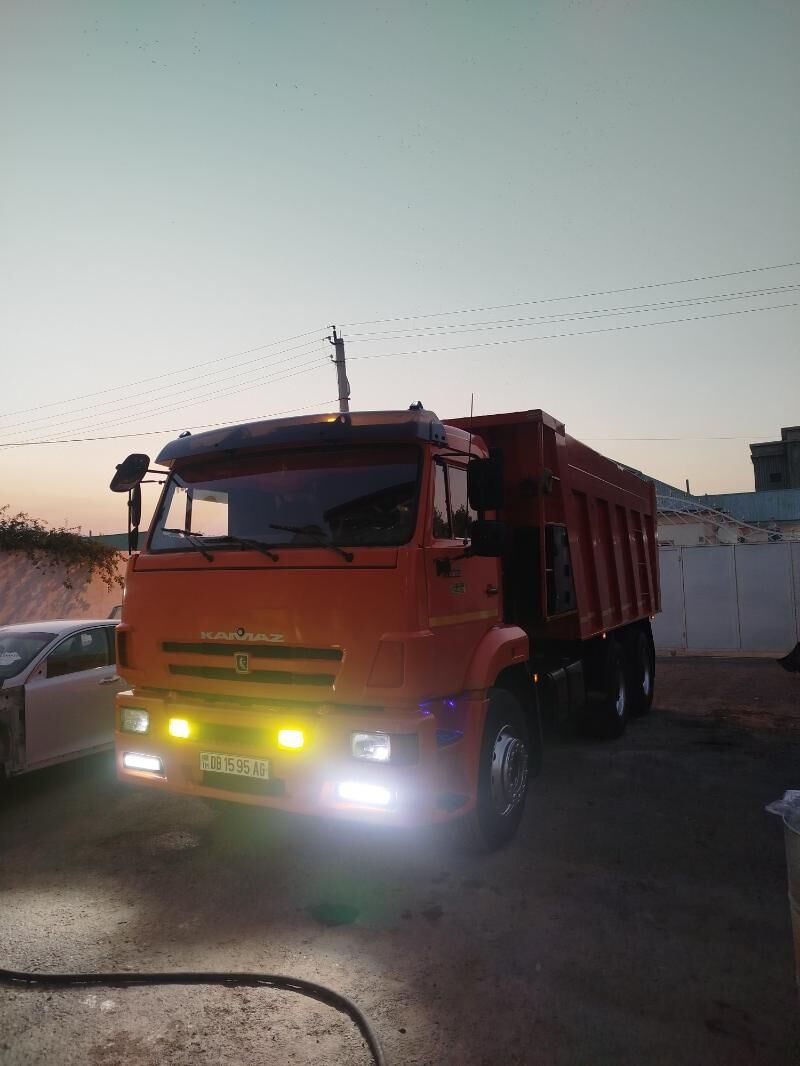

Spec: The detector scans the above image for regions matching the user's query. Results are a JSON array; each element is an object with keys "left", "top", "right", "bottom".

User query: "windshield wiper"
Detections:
[
  {"left": 206, "top": 534, "right": 279, "bottom": 562},
  {"left": 268, "top": 523, "right": 354, "bottom": 563},
  {"left": 160, "top": 528, "right": 214, "bottom": 562}
]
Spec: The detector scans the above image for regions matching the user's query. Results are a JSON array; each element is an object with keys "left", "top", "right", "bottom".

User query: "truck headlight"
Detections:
[
  {"left": 337, "top": 781, "right": 392, "bottom": 807},
  {"left": 123, "top": 752, "right": 162, "bottom": 773},
  {"left": 351, "top": 732, "right": 391, "bottom": 762},
  {"left": 120, "top": 708, "right": 149, "bottom": 734}
]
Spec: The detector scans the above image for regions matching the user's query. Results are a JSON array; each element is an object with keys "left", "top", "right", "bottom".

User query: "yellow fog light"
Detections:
[
  {"left": 278, "top": 728, "right": 304, "bottom": 750},
  {"left": 168, "top": 718, "right": 191, "bottom": 739}
]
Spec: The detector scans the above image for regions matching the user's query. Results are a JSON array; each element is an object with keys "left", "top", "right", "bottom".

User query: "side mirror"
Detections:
[
  {"left": 467, "top": 452, "right": 504, "bottom": 512},
  {"left": 129, "top": 484, "right": 142, "bottom": 527},
  {"left": 110, "top": 454, "right": 150, "bottom": 493},
  {"left": 128, "top": 483, "right": 142, "bottom": 553},
  {"left": 470, "top": 519, "right": 505, "bottom": 558}
]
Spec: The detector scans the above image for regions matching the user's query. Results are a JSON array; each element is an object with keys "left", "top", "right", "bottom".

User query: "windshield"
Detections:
[
  {"left": 149, "top": 445, "right": 421, "bottom": 553},
  {"left": 0, "top": 630, "right": 55, "bottom": 680}
]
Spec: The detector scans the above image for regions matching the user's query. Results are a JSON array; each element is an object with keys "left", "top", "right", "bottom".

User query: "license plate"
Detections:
[{"left": 200, "top": 752, "right": 270, "bottom": 779}]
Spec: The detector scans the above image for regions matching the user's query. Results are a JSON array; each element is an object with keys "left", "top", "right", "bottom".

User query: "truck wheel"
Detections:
[
  {"left": 627, "top": 628, "right": 655, "bottom": 716},
  {"left": 456, "top": 688, "right": 530, "bottom": 851},
  {"left": 585, "top": 639, "right": 629, "bottom": 739}
]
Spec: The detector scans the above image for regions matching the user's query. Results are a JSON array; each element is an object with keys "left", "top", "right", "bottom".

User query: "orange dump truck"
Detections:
[{"left": 110, "top": 407, "right": 659, "bottom": 848}]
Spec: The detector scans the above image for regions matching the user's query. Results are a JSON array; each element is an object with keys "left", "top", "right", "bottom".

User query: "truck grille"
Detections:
[
  {"left": 195, "top": 722, "right": 268, "bottom": 748},
  {"left": 163, "top": 640, "right": 342, "bottom": 690},
  {"left": 163, "top": 642, "right": 342, "bottom": 662},
  {"left": 168, "top": 665, "right": 335, "bottom": 687}
]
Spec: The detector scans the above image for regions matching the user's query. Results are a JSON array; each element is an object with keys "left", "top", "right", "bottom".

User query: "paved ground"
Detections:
[{"left": 1, "top": 658, "right": 799, "bottom": 1065}]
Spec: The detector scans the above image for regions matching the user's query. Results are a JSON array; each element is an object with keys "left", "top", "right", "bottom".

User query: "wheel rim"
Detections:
[
  {"left": 489, "top": 725, "right": 529, "bottom": 817},
  {"left": 615, "top": 671, "right": 627, "bottom": 718}
]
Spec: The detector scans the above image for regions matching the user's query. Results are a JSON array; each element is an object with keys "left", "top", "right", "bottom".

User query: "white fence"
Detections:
[
  {"left": 0, "top": 551, "right": 124, "bottom": 626},
  {"left": 653, "top": 542, "right": 800, "bottom": 655}
]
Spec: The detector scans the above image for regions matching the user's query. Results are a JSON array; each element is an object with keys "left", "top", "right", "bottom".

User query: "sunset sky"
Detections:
[{"left": 1, "top": 1, "right": 798, "bottom": 533}]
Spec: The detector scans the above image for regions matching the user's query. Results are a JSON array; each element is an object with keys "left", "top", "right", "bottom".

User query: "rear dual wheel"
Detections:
[
  {"left": 585, "top": 639, "right": 629, "bottom": 739},
  {"left": 626, "top": 627, "right": 655, "bottom": 716},
  {"left": 585, "top": 626, "right": 655, "bottom": 738}
]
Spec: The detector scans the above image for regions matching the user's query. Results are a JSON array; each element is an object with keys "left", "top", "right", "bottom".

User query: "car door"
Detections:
[{"left": 23, "top": 626, "right": 122, "bottom": 767}]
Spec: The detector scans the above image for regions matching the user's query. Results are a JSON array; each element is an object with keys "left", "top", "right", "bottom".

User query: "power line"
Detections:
[
  {"left": 0, "top": 398, "right": 340, "bottom": 448},
  {"left": 0, "top": 326, "right": 328, "bottom": 422},
  {"left": 0, "top": 338, "right": 328, "bottom": 437},
  {"left": 345, "top": 283, "right": 800, "bottom": 342},
  {"left": 1, "top": 418, "right": 780, "bottom": 451},
  {"left": 0, "top": 358, "right": 331, "bottom": 448},
  {"left": 347, "top": 300, "right": 799, "bottom": 364},
  {"left": 340, "top": 258, "right": 800, "bottom": 327},
  {"left": 586, "top": 434, "right": 776, "bottom": 442}
]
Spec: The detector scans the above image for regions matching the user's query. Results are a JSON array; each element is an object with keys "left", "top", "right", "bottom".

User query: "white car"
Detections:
[{"left": 0, "top": 619, "right": 124, "bottom": 778}]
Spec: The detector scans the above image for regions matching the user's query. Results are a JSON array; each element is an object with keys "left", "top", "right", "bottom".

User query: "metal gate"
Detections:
[{"left": 653, "top": 542, "right": 800, "bottom": 654}]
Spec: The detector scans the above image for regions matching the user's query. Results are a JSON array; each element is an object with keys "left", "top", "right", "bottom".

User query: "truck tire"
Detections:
[
  {"left": 456, "top": 688, "right": 530, "bottom": 851},
  {"left": 585, "top": 639, "right": 629, "bottom": 739},
  {"left": 626, "top": 627, "right": 655, "bottom": 716}
]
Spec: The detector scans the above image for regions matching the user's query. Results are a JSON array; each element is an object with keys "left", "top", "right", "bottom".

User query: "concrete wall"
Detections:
[
  {"left": 654, "top": 542, "right": 800, "bottom": 655},
  {"left": 0, "top": 550, "right": 125, "bottom": 626}
]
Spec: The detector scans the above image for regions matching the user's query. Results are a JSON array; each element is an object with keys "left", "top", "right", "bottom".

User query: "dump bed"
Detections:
[{"left": 447, "top": 409, "right": 660, "bottom": 643}]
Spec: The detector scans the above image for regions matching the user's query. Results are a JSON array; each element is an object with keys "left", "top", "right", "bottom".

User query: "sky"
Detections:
[{"left": 1, "top": 0, "right": 798, "bottom": 533}]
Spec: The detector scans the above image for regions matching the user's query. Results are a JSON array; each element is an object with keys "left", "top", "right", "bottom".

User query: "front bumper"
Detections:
[{"left": 115, "top": 690, "right": 486, "bottom": 826}]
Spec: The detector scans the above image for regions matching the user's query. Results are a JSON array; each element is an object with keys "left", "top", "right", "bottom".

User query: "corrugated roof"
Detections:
[{"left": 698, "top": 490, "right": 800, "bottom": 523}]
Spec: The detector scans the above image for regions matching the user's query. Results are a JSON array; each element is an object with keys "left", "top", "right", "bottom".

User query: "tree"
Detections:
[{"left": 0, "top": 506, "right": 123, "bottom": 591}]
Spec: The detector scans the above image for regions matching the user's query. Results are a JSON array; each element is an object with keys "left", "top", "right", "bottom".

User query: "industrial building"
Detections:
[{"left": 750, "top": 425, "right": 800, "bottom": 490}]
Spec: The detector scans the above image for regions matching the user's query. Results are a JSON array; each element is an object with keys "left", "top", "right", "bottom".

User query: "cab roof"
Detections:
[{"left": 156, "top": 409, "right": 471, "bottom": 466}]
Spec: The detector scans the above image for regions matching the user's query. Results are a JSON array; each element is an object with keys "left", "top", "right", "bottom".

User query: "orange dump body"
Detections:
[{"left": 448, "top": 409, "right": 660, "bottom": 641}]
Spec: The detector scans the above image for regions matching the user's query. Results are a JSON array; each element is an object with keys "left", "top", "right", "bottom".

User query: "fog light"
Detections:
[
  {"left": 351, "top": 732, "right": 391, "bottom": 762},
  {"left": 278, "top": 728, "right": 304, "bottom": 750},
  {"left": 168, "top": 717, "right": 191, "bottom": 739},
  {"left": 120, "top": 708, "right": 149, "bottom": 734},
  {"left": 337, "top": 781, "right": 392, "bottom": 807},
  {"left": 123, "top": 752, "right": 162, "bottom": 773}
]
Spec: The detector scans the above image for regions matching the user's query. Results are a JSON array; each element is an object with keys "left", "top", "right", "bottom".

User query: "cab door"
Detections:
[
  {"left": 424, "top": 460, "right": 501, "bottom": 694},
  {"left": 24, "top": 626, "right": 122, "bottom": 767}
]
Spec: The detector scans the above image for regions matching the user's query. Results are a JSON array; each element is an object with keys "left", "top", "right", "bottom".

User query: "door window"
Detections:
[
  {"left": 432, "top": 464, "right": 450, "bottom": 538},
  {"left": 46, "top": 628, "right": 112, "bottom": 679},
  {"left": 432, "top": 463, "right": 476, "bottom": 541},
  {"left": 447, "top": 466, "right": 475, "bottom": 540},
  {"left": 104, "top": 627, "right": 118, "bottom": 665}
]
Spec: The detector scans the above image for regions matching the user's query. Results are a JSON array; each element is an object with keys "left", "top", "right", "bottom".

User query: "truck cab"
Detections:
[{"left": 112, "top": 408, "right": 532, "bottom": 848}]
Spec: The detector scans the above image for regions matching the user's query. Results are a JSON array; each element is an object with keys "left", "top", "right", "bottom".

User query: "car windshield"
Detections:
[
  {"left": 149, "top": 445, "right": 421, "bottom": 552},
  {"left": 0, "top": 630, "right": 55, "bottom": 680}
]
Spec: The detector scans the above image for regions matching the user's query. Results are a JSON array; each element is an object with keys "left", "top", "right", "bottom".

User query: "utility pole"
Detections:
[{"left": 328, "top": 326, "right": 351, "bottom": 414}]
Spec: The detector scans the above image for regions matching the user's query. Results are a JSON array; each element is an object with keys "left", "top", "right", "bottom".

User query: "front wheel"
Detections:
[{"left": 456, "top": 688, "right": 531, "bottom": 851}]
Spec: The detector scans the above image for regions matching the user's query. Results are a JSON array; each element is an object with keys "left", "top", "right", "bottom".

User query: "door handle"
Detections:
[
  {"left": 485, "top": 584, "right": 499, "bottom": 596},
  {"left": 99, "top": 676, "right": 121, "bottom": 685}
]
